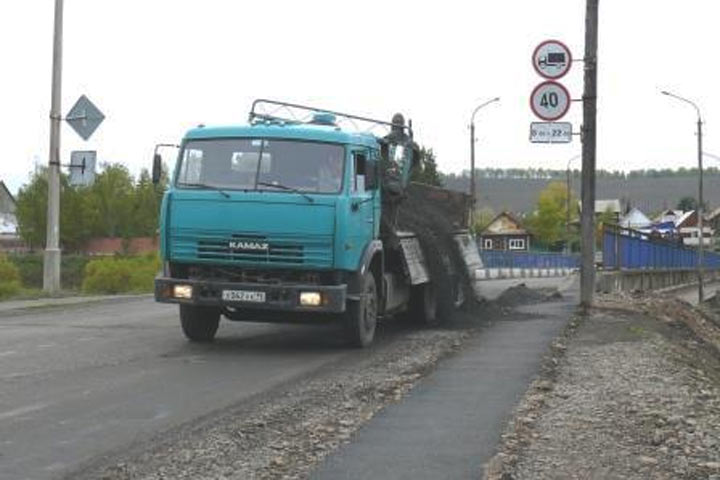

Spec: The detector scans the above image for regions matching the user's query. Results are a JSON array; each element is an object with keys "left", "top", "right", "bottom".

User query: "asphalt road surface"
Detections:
[
  {"left": 0, "top": 275, "right": 573, "bottom": 480},
  {"left": 0, "top": 299, "right": 373, "bottom": 480}
]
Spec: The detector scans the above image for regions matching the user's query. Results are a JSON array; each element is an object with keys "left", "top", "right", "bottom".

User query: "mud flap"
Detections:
[
  {"left": 454, "top": 231, "right": 484, "bottom": 301},
  {"left": 398, "top": 234, "right": 430, "bottom": 285}
]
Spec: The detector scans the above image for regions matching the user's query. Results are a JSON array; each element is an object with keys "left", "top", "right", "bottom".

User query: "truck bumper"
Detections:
[{"left": 154, "top": 277, "right": 347, "bottom": 313}]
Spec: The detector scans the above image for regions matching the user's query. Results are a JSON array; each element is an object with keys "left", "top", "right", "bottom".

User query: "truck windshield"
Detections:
[{"left": 176, "top": 139, "right": 344, "bottom": 194}]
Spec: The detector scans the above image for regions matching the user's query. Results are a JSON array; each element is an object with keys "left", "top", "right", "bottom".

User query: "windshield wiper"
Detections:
[
  {"left": 178, "top": 182, "right": 230, "bottom": 198},
  {"left": 257, "top": 181, "right": 314, "bottom": 203}
]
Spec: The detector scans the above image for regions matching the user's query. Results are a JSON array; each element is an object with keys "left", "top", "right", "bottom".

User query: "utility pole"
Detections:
[
  {"left": 661, "top": 90, "right": 704, "bottom": 304},
  {"left": 44, "top": 0, "right": 64, "bottom": 293},
  {"left": 580, "top": 0, "right": 599, "bottom": 309},
  {"left": 469, "top": 97, "right": 500, "bottom": 225},
  {"left": 697, "top": 116, "right": 704, "bottom": 302},
  {"left": 565, "top": 154, "right": 580, "bottom": 254}
]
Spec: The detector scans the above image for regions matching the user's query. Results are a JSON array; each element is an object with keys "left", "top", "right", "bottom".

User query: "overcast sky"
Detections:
[{"left": 2, "top": 1, "right": 720, "bottom": 194}]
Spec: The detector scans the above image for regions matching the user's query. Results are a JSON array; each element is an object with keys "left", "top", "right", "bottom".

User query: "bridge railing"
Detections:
[
  {"left": 478, "top": 249, "right": 580, "bottom": 269},
  {"left": 602, "top": 224, "right": 720, "bottom": 270}
]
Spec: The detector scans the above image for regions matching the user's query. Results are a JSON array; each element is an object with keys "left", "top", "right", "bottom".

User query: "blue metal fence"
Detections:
[
  {"left": 603, "top": 225, "right": 720, "bottom": 270},
  {"left": 479, "top": 250, "right": 580, "bottom": 269}
]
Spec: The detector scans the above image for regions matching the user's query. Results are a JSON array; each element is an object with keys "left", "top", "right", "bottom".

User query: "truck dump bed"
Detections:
[{"left": 402, "top": 182, "right": 471, "bottom": 231}]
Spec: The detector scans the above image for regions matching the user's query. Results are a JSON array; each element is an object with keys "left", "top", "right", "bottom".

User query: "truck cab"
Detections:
[{"left": 154, "top": 101, "right": 425, "bottom": 347}]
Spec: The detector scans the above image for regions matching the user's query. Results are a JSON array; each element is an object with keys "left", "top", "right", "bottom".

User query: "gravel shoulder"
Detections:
[
  {"left": 485, "top": 291, "right": 720, "bottom": 480},
  {"left": 68, "top": 316, "right": 478, "bottom": 480}
]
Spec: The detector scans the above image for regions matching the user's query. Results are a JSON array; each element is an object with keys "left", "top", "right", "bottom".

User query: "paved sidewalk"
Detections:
[
  {"left": 0, "top": 294, "right": 152, "bottom": 315},
  {"left": 311, "top": 292, "right": 577, "bottom": 480}
]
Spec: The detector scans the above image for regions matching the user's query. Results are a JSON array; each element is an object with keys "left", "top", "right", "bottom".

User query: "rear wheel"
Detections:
[
  {"left": 180, "top": 304, "right": 221, "bottom": 342},
  {"left": 410, "top": 282, "right": 439, "bottom": 326},
  {"left": 344, "top": 273, "right": 378, "bottom": 348}
]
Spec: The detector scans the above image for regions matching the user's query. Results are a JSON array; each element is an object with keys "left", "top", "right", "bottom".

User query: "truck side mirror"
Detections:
[{"left": 152, "top": 153, "right": 162, "bottom": 185}]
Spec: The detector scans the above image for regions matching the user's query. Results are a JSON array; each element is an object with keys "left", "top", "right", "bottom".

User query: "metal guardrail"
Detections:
[
  {"left": 478, "top": 250, "right": 580, "bottom": 269},
  {"left": 602, "top": 224, "right": 720, "bottom": 270}
]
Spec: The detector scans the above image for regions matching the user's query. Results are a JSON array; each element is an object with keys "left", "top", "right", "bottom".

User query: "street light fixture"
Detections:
[
  {"left": 469, "top": 97, "right": 500, "bottom": 224},
  {"left": 566, "top": 154, "right": 581, "bottom": 253},
  {"left": 661, "top": 90, "right": 705, "bottom": 303}
]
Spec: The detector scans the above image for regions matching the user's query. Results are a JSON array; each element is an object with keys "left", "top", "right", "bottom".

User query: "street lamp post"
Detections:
[
  {"left": 469, "top": 97, "right": 500, "bottom": 225},
  {"left": 566, "top": 154, "right": 581, "bottom": 254},
  {"left": 662, "top": 90, "right": 704, "bottom": 303}
]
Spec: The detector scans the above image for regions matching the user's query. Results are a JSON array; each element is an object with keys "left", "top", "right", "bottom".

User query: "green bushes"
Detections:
[
  {"left": 82, "top": 253, "right": 161, "bottom": 294},
  {"left": 8, "top": 254, "right": 89, "bottom": 290},
  {"left": 0, "top": 254, "right": 22, "bottom": 298}
]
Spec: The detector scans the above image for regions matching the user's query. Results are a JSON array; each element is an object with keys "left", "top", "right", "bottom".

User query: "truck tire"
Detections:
[
  {"left": 180, "top": 305, "right": 220, "bottom": 342},
  {"left": 344, "top": 273, "right": 378, "bottom": 348},
  {"left": 416, "top": 233, "right": 455, "bottom": 325},
  {"left": 409, "top": 282, "right": 438, "bottom": 326}
]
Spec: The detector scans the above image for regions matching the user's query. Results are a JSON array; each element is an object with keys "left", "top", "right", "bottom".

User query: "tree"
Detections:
[
  {"left": 15, "top": 162, "right": 167, "bottom": 252},
  {"left": 15, "top": 168, "right": 94, "bottom": 251},
  {"left": 15, "top": 169, "right": 48, "bottom": 250},
  {"left": 675, "top": 196, "right": 709, "bottom": 212},
  {"left": 410, "top": 147, "right": 443, "bottom": 187},
  {"left": 596, "top": 206, "right": 617, "bottom": 247},
  {"left": 677, "top": 196, "right": 695, "bottom": 211},
  {"left": 86, "top": 163, "right": 136, "bottom": 238},
  {"left": 130, "top": 168, "right": 166, "bottom": 237},
  {"left": 526, "top": 181, "right": 576, "bottom": 248}
]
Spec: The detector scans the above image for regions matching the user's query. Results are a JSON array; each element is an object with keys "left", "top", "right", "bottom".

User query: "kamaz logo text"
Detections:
[{"left": 228, "top": 241, "right": 269, "bottom": 251}]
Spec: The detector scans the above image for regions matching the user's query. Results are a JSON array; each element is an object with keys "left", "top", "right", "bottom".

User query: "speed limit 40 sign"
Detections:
[{"left": 530, "top": 80, "right": 570, "bottom": 121}]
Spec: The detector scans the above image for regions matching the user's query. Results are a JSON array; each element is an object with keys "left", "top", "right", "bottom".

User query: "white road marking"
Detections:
[{"left": 0, "top": 403, "right": 48, "bottom": 421}]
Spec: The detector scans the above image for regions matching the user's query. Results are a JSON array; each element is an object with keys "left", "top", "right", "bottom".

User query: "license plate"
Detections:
[{"left": 221, "top": 290, "right": 266, "bottom": 303}]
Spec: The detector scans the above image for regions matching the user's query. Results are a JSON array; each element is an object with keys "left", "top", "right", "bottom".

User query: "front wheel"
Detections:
[
  {"left": 180, "top": 304, "right": 221, "bottom": 342},
  {"left": 344, "top": 273, "right": 378, "bottom": 348}
]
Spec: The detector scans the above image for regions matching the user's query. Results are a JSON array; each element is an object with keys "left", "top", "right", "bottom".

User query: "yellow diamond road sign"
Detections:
[{"left": 66, "top": 95, "right": 105, "bottom": 141}]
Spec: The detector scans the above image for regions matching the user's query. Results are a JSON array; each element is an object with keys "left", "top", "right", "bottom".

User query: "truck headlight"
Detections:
[
  {"left": 173, "top": 284, "right": 193, "bottom": 299},
  {"left": 299, "top": 291, "right": 322, "bottom": 306}
]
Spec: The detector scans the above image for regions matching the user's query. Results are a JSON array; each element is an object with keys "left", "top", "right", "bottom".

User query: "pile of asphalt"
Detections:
[{"left": 495, "top": 284, "right": 561, "bottom": 308}]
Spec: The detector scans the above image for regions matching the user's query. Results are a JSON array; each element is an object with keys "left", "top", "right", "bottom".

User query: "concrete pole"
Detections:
[
  {"left": 566, "top": 165, "right": 570, "bottom": 253},
  {"left": 660, "top": 91, "right": 704, "bottom": 303},
  {"left": 698, "top": 117, "right": 704, "bottom": 303},
  {"left": 469, "top": 97, "right": 500, "bottom": 229},
  {"left": 44, "top": 0, "right": 63, "bottom": 293},
  {"left": 565, "top": 154, "right": 580, "bottom": 254},
  {"left": 470, "top": 121, "right": 476, "bottom": 224},
  {"left": 580, "top": 0, "right": 599, "bottom": 309}
]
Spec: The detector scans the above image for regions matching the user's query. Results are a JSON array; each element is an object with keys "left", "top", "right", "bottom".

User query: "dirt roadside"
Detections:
[
  {"left": 69, "top": 305, "right": 490, "bottom": 480},
  {"left": 484, "top": 291, "right": 720, "bottom": 480}
]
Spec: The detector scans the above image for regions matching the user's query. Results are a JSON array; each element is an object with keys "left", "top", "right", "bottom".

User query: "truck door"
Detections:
[{"left": 348, "top": 149, "right": 376, "bottom": 252}]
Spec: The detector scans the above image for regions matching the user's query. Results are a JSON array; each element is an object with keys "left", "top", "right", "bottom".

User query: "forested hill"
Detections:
[{"left": 441, "top": 168, "right": 720, "bottom": 214}]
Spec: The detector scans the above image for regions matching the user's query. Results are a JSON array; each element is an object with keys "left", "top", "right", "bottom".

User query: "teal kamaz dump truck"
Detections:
[{"left": 152, "top": 100, "right": 481, "bottom": 347}]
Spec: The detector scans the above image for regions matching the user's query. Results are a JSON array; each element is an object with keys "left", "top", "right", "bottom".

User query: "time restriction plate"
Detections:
[
  {"left": 530, "top": 81, "right": 571, "bottom": 121},
  {"left": 529, "top": 122, "right": 572, "bottom": 143}
]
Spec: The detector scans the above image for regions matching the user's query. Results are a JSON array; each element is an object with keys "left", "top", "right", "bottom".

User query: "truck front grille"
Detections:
[{"left": 170, "top": 230, "right": 333, "bottom": 267}]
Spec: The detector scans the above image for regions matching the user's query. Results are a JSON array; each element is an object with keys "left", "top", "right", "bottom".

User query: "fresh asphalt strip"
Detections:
[{"left": 311, "top": 296, "right": 576, "bottom": 480}]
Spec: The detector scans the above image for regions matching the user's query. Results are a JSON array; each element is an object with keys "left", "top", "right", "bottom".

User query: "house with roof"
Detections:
[
  {"left": 675, "top": 210, "right": 713, "bottom": 247},
  {"left": 0, "top": 180, "right": 21, "bottom": 252},
  {"left": 578, "top": 199, "right": 623, "bottom": 224},
  {"left": 655, "top": 209, "right": 684, "bottom": 225},
  {"left": 619, "top": 207, "right": 652, "bottom": 230},
  {"left": 479, "top": 211, "right": 531, "bottom": 251}
]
